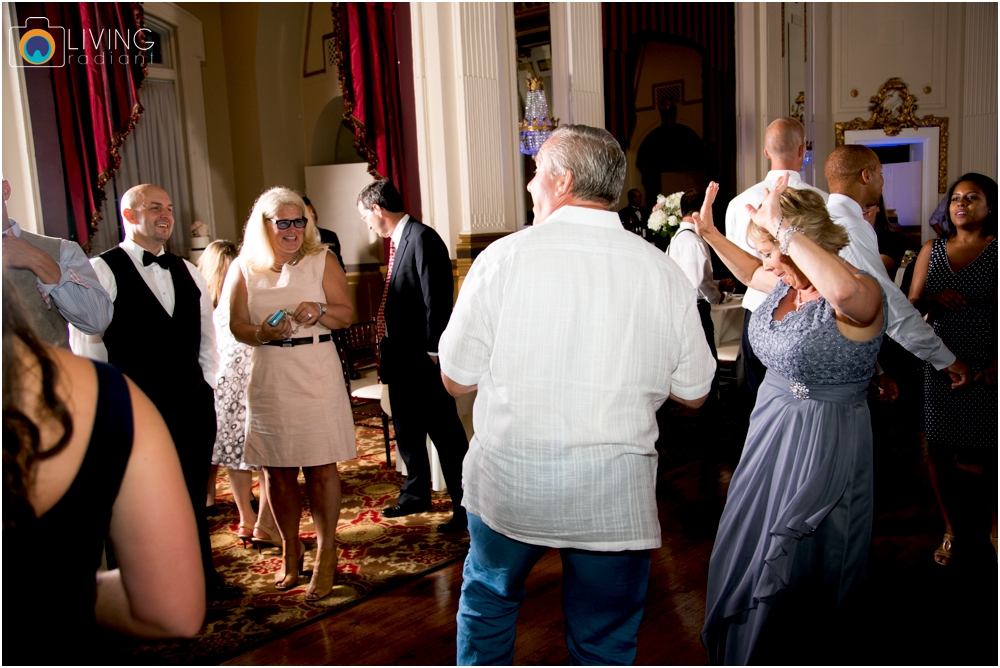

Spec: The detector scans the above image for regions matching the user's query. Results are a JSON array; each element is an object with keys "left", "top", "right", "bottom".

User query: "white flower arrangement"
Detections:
[{"left": 647, "top": 191, "right": 684, "bottom": 237}]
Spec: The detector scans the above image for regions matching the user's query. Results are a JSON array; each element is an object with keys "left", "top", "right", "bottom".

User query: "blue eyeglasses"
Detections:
[{"left": 269, "top": 218, "right": 308, "bottom": 230}]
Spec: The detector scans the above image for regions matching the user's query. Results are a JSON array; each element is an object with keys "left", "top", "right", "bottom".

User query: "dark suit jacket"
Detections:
[
  {"left": 379, "top": 218, "right": 454, "bottom": 382},
  {"left": 618, "top": 205, "right": 651, "bottom": 237}
]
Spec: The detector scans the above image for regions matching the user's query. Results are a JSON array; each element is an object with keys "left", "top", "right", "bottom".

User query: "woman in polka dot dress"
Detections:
[{"left": 909, "top": 173, "right": 997, "bottom": 564}]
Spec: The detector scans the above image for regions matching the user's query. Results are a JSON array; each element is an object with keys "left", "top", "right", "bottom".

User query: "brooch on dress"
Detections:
[{"left": 789, "top": 381, "right": 810, "bottom": 400}]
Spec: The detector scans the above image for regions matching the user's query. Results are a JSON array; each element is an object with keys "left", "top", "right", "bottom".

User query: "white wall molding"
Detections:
[{"left": 962, "top": 2, "right": 997, "bottom": 180}]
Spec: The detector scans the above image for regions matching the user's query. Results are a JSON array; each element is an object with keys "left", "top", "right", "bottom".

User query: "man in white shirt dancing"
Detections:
[
  {"left": 439, "top": 125, "right": 715, "bottom": 665},
  {"left": 725, "top": 118, "right": 828, "bottom": 398}
]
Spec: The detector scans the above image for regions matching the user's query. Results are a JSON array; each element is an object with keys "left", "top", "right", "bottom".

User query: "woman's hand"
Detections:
[
  {"left": 690, "top": 181, "right": 720, "bottom": 239},
  {"left": 746, "top": 173, "right": 790, "bottom": 237},
  {"left": 925, "top": 288, "right": 966, "bottom": 311},
  {"left": 260, "top": 311, "right": 293, "bottom": 341},
  {"left": 292, "top": 301, "right": 323, "bottom": 326}
]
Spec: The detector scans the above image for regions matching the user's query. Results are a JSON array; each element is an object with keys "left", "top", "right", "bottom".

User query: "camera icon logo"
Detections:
[{"left": 9, "top": 17, "right": 65, "bottom": 68}]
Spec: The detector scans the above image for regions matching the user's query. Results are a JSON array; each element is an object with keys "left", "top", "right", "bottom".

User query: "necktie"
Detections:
[
  {"left": 376, "top": 239, "right": 396, "bottom": 341},
  {"left": 142, "top": 250, "right": 171, "bottom": 269}
]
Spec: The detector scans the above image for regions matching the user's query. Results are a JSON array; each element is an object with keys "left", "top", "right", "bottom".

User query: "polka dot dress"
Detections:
[
  {"left": 210, "top": 292, "right": 257, "bottom": 470},
  {"left": 923, "top": 237, "right": 997, "bottom": 447}
]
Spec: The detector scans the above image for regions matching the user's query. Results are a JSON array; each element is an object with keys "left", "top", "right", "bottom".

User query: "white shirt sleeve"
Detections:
[
  {"left": 439, "top": 252, "right": 497, "bottom": 387},
  {"left": 68, "top": 257, "right": 115, "bottom": 361},
  {"left": 668, "top": 232, "right": 721, "bottom": 304},
  {"left": 838, "top": 216, "right": 956, "bottom": 370},
  {"left": 185, "top": 259, "right": 220, "bottom": 389}
]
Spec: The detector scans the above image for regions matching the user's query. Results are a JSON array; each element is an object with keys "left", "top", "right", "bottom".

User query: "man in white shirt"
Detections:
[
  {"left": 439, "top": 125, "right": 715, "bottom": 665},
  {"left": 725, "top": 118, "right": 828, "bottom": 398},
  {"left": 668, "top": 189, "right": 735, "bottom": 362},
  {"left": 71, "top": 184, "right": 239, "bottom": 600},
  {"left": 824, "top": 145, "right": 969, "bottom": 387}
]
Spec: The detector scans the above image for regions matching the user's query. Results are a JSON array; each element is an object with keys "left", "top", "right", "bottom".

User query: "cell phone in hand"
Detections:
[{"left": 267, "top": 309, "right": 289, "bottom": 326}]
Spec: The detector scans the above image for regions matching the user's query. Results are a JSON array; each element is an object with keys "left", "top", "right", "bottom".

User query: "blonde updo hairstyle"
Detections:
[
  {"left": 747, "top": 187, "right": 849, "bottom": 254},
  {"left": 240, "top": 187, "right": 324, "bottom": 273}
]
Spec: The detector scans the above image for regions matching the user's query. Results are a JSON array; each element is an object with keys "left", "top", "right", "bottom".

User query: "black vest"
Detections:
[{"left": 100, "top": 247, "right": 208, "bottom": 424}]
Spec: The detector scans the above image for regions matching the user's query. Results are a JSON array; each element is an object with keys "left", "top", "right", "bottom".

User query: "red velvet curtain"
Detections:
[
  {"left": 22, "top": 2, "right": 147, "bottom": 250},
  {"left": 332, "top": 2, "right": 408, "bottom": 210}
]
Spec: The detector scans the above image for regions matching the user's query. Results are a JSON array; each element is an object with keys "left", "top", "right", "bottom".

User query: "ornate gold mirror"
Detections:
[{"left": 835, "top": 78, "right": 949, "bottom": 193}]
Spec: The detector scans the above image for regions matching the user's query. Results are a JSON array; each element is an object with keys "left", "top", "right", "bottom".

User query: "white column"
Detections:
[
  {"left": 2, "top": 2, "right": 43, "bottom": 233},
  {"left": 962, "top": 2, "right": 997, "bottom": 180},
  {"left": 550, "top": 2, "right": 604, "bottom": 128},
  {"left": 410, "top": 2, "right": 520, "bottom": 258}
]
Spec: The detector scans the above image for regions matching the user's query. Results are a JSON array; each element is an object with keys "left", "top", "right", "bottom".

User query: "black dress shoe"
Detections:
[
  {"left": 206, "top": 578, "right": 242, "bottom": 601},
  {"left": 380, "top": 501, "right": 432, "bottom": 518},
  {"left": 437, "top": 514, "right": 468, "bottom": 534}
]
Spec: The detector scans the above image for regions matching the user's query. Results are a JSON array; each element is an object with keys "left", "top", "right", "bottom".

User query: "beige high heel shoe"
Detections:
[
  {"left": 306, "top": 547, "right": 338, "bottom": 602},
  {"left": 275, "top": 539, "right": 305, "bottom": 590}
]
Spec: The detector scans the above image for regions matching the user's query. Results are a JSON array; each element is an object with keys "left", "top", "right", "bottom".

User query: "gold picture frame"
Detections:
[{"left": 835, "top": 78, "right": 949, "bottom": 193}]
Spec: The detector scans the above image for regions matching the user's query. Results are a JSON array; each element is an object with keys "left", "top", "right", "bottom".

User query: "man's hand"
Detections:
[
  {"left": 873, "top": 374, "right": 899, "bottom": 403},
  {"left": 927, "top": 288, "right": 966, "bottom": 312},
  {"left": 2, "top": 234, "right": 61, "bottom": 284},
  {"left": 973, "top": 360, "right": 997, "bottom": 385},
  {"left": 944, "top": 358, "right": 970, "bottom": 389}
]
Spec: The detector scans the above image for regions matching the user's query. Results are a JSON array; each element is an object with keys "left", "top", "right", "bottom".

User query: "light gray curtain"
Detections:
[{"left": 92, "top": 80, "right": 192, "bottom": 257}]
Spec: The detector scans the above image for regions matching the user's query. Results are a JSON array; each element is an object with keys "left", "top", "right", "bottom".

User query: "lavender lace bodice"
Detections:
[{"left": 748, "top": 274, "right": 885, "bottom": 385}]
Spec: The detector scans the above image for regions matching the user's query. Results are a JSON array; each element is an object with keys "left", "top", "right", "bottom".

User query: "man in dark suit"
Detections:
[
  {"left": 617, "top": 189, "right": 651, "bottom": 239},
  {"left": 357, "top": 179, "right": 469, "bottom": 533}
]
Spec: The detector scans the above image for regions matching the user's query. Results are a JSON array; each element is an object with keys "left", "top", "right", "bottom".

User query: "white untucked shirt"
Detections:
[
  {"left": 725, "top": 170, "right": 829, "bottom": 312},
  {"left": 69, "top": 238, "right": 219, "bottom": 388},
  {"left": 827, "top": 194, "right": 955, "bottom": 370},
  {"left": 439, "top": 205, "right": 715, "bottom": 551},
  {"left": 667, "top": 222, "right": 722, "bottom": 303}
]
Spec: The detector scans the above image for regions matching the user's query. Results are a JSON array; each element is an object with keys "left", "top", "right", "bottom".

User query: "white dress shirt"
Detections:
[
  {"left": 439, "top": 205, "right": 715, "bottom": 552},
  {"left": 667, "top": 222, "right": 722, "bottom": 304},
  {"left": 69, "top": 238, "right": 219, "bottom": 388},
  {"left": 725, "top": 170, "right": 829, "bottom": 312},
  {"left": 827, "top": 194, "right": 955, "bottom": 370}
]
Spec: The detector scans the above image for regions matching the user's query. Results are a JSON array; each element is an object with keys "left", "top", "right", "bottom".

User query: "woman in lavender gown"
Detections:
[{"left": 692, "top": 176, "right": 886, "bottom": 665}]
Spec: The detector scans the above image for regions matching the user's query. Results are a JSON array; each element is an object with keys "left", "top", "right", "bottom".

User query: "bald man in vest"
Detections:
[
  {"left": 71, "top": 184, "right": 241, "bottom": 600},
  {"left": 725, "top": 118, "right": 829, "bottom": 400},
  {"left": 2, "top": 178, "right": 112, "bottom": 346}
]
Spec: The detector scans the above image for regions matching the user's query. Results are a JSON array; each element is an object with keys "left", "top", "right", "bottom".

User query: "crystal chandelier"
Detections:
[{"left": 519, "top": 77, "right": 559, "bottom": 156}]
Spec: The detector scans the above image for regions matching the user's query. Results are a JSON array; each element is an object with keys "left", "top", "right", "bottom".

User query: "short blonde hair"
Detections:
[
  {"left": 239, "top": 187, "right": 323, "bottom": 273},
  {"left": 197, "top": 240, "right": 239, "bottom": 307},
  {"left": 747, "top": 187, "right": 849, "bottom": 253}
]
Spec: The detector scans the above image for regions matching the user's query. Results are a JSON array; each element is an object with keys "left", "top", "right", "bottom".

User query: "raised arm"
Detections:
[{"left": 690, "top": 182, "right": 778, "bottom": 294}]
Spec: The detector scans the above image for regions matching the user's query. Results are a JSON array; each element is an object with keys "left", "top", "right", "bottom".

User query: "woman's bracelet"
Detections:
[
  {"left": 254, "top": 327, "right": 266, "bottom": 344},
  {"left": 779, "top": 225, "right": 804, "bottom": 255},
  {"left": 773, "top": 216, "right": 786, "bottom": 239}
]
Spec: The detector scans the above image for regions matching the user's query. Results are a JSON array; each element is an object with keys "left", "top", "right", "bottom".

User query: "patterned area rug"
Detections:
[{"left": 107, "top": 413, "right": 469, "bottom": 664}]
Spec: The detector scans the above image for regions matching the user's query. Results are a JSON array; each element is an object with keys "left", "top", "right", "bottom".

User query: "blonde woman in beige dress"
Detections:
[{"left": 227, "top": 187, "right": 356, "bottom": 602}]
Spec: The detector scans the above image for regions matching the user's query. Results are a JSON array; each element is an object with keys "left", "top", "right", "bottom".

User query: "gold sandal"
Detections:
[
  {"left": 933, "top": 533, "right": 955, "bottom": 566},
  {"left": 275, "top": 539, "right": 305, "bottom": 590},
  {"left": 305, "top": 547, "right": 338, "bottom": 602}
]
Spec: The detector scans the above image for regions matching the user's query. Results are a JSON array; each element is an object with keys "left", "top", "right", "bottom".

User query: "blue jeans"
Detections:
[{"left": 457, "top": 513, "right": 651, "bottom": 665}]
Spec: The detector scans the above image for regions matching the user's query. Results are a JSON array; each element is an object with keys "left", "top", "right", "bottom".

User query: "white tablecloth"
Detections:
[{"left": 710, "top": 294, "right": 745, "bottom": 347}]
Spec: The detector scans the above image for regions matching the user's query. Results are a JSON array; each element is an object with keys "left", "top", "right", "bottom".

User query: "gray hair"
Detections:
[{"left": 540, "top": 125, "right": 626, "bottom": 208}]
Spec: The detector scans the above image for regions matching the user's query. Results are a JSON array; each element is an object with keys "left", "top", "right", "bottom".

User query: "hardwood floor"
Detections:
[{"left": 225, "top": 389, "right": 997, "bottom": 666}]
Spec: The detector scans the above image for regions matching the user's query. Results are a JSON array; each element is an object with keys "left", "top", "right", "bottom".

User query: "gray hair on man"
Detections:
[{"left": 540, "top": 125, "right": 626, "bottom": 209}]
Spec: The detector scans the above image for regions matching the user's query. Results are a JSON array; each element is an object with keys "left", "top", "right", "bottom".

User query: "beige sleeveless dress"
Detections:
[{"left": 242, "top": 252, "right": 357, "bottom": 467}]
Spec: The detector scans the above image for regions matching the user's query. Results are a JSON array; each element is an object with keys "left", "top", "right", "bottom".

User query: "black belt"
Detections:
[{"left": 263, "top": 334, "right": 332, "bottom": 348}]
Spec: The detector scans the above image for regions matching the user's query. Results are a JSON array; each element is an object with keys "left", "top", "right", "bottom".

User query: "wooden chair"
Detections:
[{"left": 337, "top": 321, "right": 393, "bottom": 467}]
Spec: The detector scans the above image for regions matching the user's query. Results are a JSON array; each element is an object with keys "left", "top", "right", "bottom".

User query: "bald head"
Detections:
[
  {"left": 763, "top": 118, "right": 806, "bottom": 170},
  {"left": 120, "top": 184, "right": 174, "bottom": 253},
  {"left": 824, "top": 145, "right": 880, "bottom": 192}
]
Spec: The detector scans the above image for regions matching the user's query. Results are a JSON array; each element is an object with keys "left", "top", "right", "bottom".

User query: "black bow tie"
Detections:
[{"left": 142, "top": 250, "right": 171, "bottom": 269}]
